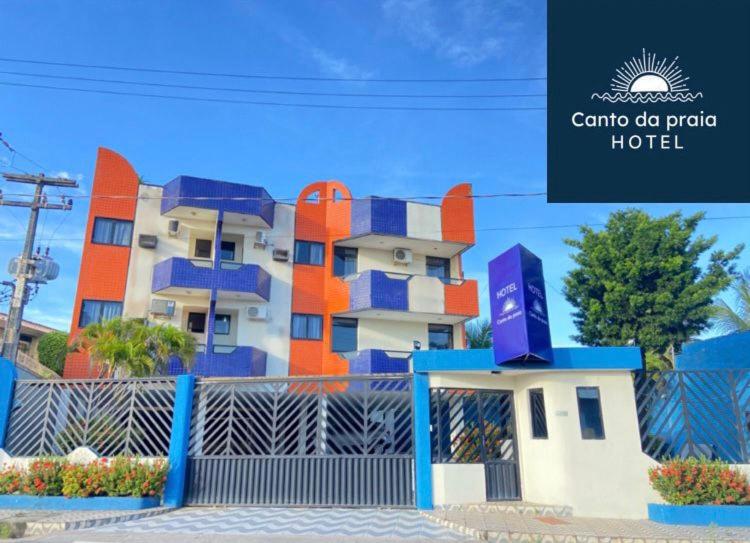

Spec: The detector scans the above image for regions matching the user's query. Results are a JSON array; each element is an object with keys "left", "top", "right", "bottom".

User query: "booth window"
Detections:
[
  {"left": 291, "top": 314, "right": 323, "bottom": 340},
  {"left": 529, "top": 389, "right": 548, "bottom": 439},
  {"left": 577, "top": 387, "right": 605, "bottom": 439},
  {"left": 294, "top": 240, "right": 325, "bottom": 266}
]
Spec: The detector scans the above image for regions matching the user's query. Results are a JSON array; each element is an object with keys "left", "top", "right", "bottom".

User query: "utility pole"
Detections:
[{"left": 0, "top": 173, "right": 77, "bottom": 362}]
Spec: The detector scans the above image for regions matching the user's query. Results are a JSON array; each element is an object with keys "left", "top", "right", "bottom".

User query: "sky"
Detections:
[{"left": 0, "top": 0, "right": 747, "bottom": 344}]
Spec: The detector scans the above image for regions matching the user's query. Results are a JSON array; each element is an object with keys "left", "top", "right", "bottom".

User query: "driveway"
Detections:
[{"left": 31, "top": 506, "right": 471, "bottom": 542}]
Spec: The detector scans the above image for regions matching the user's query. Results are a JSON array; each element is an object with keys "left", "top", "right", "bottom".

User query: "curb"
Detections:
[{"left": 23, "top": 507, "right": 174, "bottom": 537}]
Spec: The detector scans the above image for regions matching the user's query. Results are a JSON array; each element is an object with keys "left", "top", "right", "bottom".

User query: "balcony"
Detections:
[
  {"left": 160, "top": 175, "right": 275, "bottom": 227},
  {"left": 336, "top": 270, "right": 478, "bottom": 324},
  {"left": 168, "top": 345, "right": 267, "bottom": 377},
  {"left": 346, "top": 349, "right": 411, "bottom": 374},
  {"left": 335, "top": 197, "right": 471, "bottom": 259},
  {"left": 151, "top": 257, "right": 271, "bottom": 301}
]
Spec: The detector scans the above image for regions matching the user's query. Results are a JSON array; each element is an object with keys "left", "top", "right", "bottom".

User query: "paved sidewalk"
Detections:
[
  {"left": 425, "top": 508, "right": 750, "bottom": 542},
  {"left": 0, "top": 507, "right": 171, "bottom": 537}
]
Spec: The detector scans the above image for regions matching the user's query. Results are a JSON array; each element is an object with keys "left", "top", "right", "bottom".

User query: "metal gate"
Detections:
[
  {"left": 186, "top": 374, "right": 414, "bottom": 506},
  {"left": 430, "top": 388, "right": 520, "bottom": 501}
]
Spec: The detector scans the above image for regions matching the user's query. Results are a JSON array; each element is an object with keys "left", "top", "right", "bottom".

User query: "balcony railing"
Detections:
[
  {"left": 345, "top": 349, "right": 411, "bottom": 375},
  {"left": 339, "top": 270, "right": 478, "bottom": 323},
  {"left": 151, "top": 257, "right": 271, "bottom": 301},
  {"left": 168, "top": 345, "right": 267, "bottom": 377}
]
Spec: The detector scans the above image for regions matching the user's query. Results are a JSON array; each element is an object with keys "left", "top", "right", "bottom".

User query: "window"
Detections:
[
  {"left": 79, "top": 300, "right": 123, "bottom": 327},
  {"left": 294, "top": 240, "right": 325, "bottom": 266},
  {"left": 92, "top": 218, "right": 133, "bottom": 246},
  {"left": 194, "top": 239, "right": 212, "bottom": 259},
  {"left": 529, "top": 389, "right": 548, "bottom": 439},
  {"left": 332, "top": 317, "right": 358, "bottom": 352},
  {"left": 577, "top": 387, "right": 605, "bottom": 439},
  {"left": 426, "top": 256, "right": 451, "bottom": 280},
  {"left": 220, "top": 241, "right": 236, "bottom": 261},
  {"left": 291, "top": 314, "right": 323, "bottom": 340},
  {"left": 187, "top": 312, "right": 207, "bottom": 334},
  {"left": 333, "top": 246, "right": 358, "bottom": 277},
  {"left": 214, "top": 314, "right": 231, "bottom": 335},
  {"left": 428, "top": 324, "right": 453, "bottom": 350}
]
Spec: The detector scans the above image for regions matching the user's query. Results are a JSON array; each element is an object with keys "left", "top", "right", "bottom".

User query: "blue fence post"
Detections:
[
  {"left": 0, "top": 357, "right": 17, "bottom": 449},
  {"left": 163, "top": 374, "right": 195, "bottom": 508},
  {"left": 413, "top": 371, "right": 433, "bottom": 510}
]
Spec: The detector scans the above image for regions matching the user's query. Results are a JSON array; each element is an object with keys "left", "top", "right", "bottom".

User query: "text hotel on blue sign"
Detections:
[{"left": 488, "top": 244, "right": 553, "bottom": 364}]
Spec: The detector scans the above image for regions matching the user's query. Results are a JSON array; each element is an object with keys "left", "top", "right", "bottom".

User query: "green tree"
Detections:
[
  {"left": 466, "top": 319, "right": 493, "bottom": 349},
  {"left": 563, "top": 210, "right": 742, "bottom": 368},
  {"left": 72, "top": 317, "right": 196, "bottom": 377},
  {"left": 37, "top": 331, "right": 69, "bottom": 374},
  {"left": 711, "top": 270, "right": 750, "bottom": 334}
]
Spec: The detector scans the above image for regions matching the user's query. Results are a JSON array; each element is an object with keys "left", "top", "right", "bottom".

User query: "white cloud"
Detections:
[
  {"left": 309, "top": 47, "right": 374, "bottom": 80},
  {"left": 382, "top": 0, "right": 523, "bottom": 67}
]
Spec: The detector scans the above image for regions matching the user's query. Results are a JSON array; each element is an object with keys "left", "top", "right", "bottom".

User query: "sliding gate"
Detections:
[{"left": 186, "top": 374, "right": 414, "bottom": 506}]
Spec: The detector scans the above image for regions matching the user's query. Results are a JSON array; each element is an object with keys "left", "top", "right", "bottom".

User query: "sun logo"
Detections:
[
  {"left": 502, "top": 297, "right": 517, "bottom": 314},
  {"left": 592, "top": 49, "right": 703, "bottom": 103}
]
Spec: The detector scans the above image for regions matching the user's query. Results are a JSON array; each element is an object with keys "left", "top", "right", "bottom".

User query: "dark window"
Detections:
[
  {"left": 428, "top": 324, "right": 453, "bottom": 350},
  {"left": 291, "top": 314, "right": 323, "bottom": 340},
  {"left": 577, "top": 387, "right": 605, "bottom": 439},
  {"left": 79, "top": 300, "right": 123, "bottom": 327},
  {"left": 426, "top": 256, "right": 451, "bottom": 280},
  {"left": 332, "top": 317, "right": 358, "bottom": 352},
  {"left": 294, "top": 240, "right": 325, "bottom": 266},
  {"left": 333, "top": 246, "right": 358, "bottom": 277},
  {"left": 214, "top": 314, "right": 231, "bottom": 335},
  {"left": 529, "top": 389, "right": 548, "bottom": 439},
  {"left": 92, "top": 218, "right": 133, "bottom": 246},
  {"left": 194, "top": 239, "right": 212, "bottom": 259},
  {"left": 187, "top": 312, "right": 207, "bottom": 334},
  {"left": 220, "top": 241, "right": 236, "bottom": 261}
]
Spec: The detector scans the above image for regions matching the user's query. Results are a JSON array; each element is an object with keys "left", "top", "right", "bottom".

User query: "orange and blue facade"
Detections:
[{"left": 64, "top": 148, "right": 479, "bottom": 378}]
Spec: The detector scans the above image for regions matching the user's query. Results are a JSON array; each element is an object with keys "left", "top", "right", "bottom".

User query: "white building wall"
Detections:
[
  {"left": 406, "top": 202, "right": 441, "bottom": 241},
  {"left": 357, "top": 247, "right": 427, "bottom": 275},
  {"left": 358, "top": 319, "right": 428, "bottom": 352},
  {"left": 428, "top": 370, "right": 661, "bottom": 519},
  {"left": 408, "top": 276, "right": 444, "bottom": 314}
]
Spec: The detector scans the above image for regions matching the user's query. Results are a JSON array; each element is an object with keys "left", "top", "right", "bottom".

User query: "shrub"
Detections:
[
  {"left": 649, "top": 457, "right": 750, "bottom": 505},
  {"left": 37, "top": 331, "right": 69, "bottom": 375},
  {"left": 22, "top": 458, "right": 65, "bottom": 496},
  {"left": 0, "top": 457, "right": 168, "bottom": 498}
]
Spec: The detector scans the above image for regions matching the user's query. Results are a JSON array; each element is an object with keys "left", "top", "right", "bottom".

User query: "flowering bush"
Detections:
[
  {"left": 0, "top": 457, "right": 168, "bottom": 498},
  {"left": 649, "top": 457, "right": 750, "bottom": 505}
]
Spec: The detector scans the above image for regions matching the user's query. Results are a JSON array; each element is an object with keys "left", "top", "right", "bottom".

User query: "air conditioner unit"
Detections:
[
  {"left": 393, "top": 248, "right": 413, "bottom": 265},
  {"left": 246, "top": 304, "right": 269, "bottom": 321},
  {"left": 138, "top": 234, "right": 158, "bottom": 249},
  {"left": 254, "top": 231, "right": 268, "bottom": 249},
  {"left": 167, "top": 220, "right": 180, "bottom": 237},
  {"left": 272, "top": 248, "right": 289, "bottom": 262},
  {"left": 150, "top": 299, "right": 175, "bottom": 317}
]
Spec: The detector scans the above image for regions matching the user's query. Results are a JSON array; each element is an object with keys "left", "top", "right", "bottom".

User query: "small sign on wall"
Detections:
[{"left": 488, "top": 244, "right": 553, "bottom": 364}]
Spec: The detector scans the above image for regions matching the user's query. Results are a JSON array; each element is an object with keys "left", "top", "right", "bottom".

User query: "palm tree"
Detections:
[
  {"left": 711, "top": 271, "right": 750, "bottom": 334},
  {"left": 466, "top": 319, "right": 493, "bottom": 349},
  {"left": 72, "top": 317, "right": 196, "bottom": 377}
]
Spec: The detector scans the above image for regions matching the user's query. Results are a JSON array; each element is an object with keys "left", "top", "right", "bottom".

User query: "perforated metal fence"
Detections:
[
  {"left": 4, "top": 379, "right": 177, "bottom": 457},
  {"left": 186, "top": 374, "right": 414, "bottom": 506},
  {"left": 633, "top": 370, "right": 750, "bottom": 463}
]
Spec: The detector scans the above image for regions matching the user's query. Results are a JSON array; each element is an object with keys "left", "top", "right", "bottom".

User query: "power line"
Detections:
[
  {"left": 0, "top": 81, "right": 548, "bottom": 112},
  {"left": 0, "top": 70, "right": 548, "bottom": 99},
  {"left": 0, "top": 57, "right": 547, "bottom": 83},
  {"left": 0, "top": 215, "right": 749, "bottom": 244}
]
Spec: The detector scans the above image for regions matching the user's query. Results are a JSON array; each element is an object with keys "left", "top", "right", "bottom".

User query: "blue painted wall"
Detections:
[{"left": 676, "top": 331, "right": 750, "bottom": 370}]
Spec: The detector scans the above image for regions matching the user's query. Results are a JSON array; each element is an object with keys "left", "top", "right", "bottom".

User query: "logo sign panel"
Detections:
[
  {"left": 488, "top": 244, "right": 553, "bottom": 365},
  {"left": 548, "top": 0, "right": 750, "bottom": 202}
]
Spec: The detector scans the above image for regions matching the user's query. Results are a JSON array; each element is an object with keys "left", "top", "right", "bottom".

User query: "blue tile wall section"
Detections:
[
  {"left": 161, "top": 175, "right": 275, "bottom": 227},
  {"left": 168, "top": 347, "right": 267, "bottom": 377},
  {"left": 349, "top": 350, "right": 410, "bottom": 374},
  {"left": 152, "top": 257, "right": 271, "bottom": 301},
  {"left": 349, "top": 271, "right": 409, "bottom": 312},
  {"left": 350, "top": 198, "right": 407, "bottom": 237}
]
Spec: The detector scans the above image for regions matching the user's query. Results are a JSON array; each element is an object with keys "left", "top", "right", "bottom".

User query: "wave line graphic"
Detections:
[{"left": 591, "top": 91, "right": 703, "bottom": 103}]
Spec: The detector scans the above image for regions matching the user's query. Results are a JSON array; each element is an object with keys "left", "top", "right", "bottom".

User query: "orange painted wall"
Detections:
[
  {"left": 63, "top": 148, "right": 140, "bottom": 378},
  {"left": 441, "top": 183, "right": 475, "bottom": 245},
  {"left": 289, "top": 182, "right": 351, "bottom": 376}
]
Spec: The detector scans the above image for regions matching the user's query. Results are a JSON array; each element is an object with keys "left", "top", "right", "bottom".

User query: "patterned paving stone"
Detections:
[{"left": 92, "top": 507, "right": 472, "bottom": 540}]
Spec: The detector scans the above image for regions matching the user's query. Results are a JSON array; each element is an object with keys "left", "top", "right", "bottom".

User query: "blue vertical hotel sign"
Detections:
[{"left": 488, "top": 244, "right": 553, "bottom": 364}]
